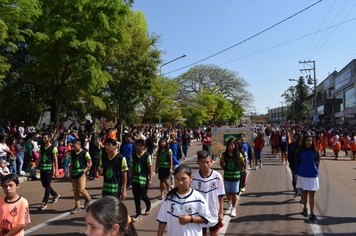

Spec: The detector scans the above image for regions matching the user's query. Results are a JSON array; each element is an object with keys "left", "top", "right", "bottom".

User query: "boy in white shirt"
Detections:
[{"left": 191, "top": 150, "right": 225, "bottom": 236}]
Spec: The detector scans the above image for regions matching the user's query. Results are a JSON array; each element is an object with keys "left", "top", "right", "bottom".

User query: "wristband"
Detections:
[{"left": 190, "top": 216, "right": 193, "bottom": 223}]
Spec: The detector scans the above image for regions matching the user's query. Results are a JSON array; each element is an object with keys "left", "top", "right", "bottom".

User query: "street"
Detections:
[{"left": 3, "top": 142, "right": 355, "bottom": 236}]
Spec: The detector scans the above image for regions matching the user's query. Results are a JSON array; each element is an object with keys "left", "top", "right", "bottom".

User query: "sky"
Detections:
[{"left": 132, "top": 0, "right": 356, "bottom": 115}]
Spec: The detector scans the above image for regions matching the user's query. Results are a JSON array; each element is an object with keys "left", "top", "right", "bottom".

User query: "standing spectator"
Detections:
[
  {"left": 18, "top": 121, "right": 26, "bottom": 139},
  {"left": 40, "top": 123, "right": 47, "bottom": 131},
  {"left": 4, "top": 121, "right": 11, "bottom": 135},
  {"left": 69, "top": 139, "right": 92, "bottom": 214},
  {"left": 181, "top": 130, "right": 191, "bottom": 160},
  {"left": 31, "top": 133, "right": 40, "bottom": 163},
  {"left": 16, "top": 137, "right": 26, "bottom": 176},
  {"left": 0, "top": 135, "right": 9, "bottom": 161},
  {"left": 23, "top": 136, "right": 33, "bottom": 172},
  {"left": 27, "top": 122, "right": 36, "bottom": 134},
  {"left": 10, "top": 124, "right": 17, "bottom": 138},
  {"left": 296, "top": 134, "right": 320, "bottom": 222},
  {"left": 254, "top": 132, "right": 265, "bottom": 170},
  {"left": 145, "top": 133, "right": 158, "bottom": 163},
  {"left": 57, "top": 140, "right": 67, "bottom": 169},
  {"left": 35, "top": 132, "right": 60, "bottom": 210},
  {"left": 7, "top": 138, "right": 17, "bottom": 174}
]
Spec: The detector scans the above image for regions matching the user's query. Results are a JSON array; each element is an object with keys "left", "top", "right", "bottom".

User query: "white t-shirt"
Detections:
[
  {"left": 190, "top": 170, "right": 225, "bottom": 221},
  {"left": 157, "top": 189, "right": 217, "bottom": 236}
]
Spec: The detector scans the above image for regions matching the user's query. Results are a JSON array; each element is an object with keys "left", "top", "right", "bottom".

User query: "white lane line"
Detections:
[
  {"left": 25, "top": 200, "right": 95, "bottom": 235},
  {"left": 25, "top": 154, "right": 199, "bottom": 234},
  {"left": 285, "top": 165, "right": 324, "bottom": 236}
]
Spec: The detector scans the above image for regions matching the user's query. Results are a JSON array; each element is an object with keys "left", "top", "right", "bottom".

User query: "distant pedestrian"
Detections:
[
  {"left": 296, "top": 134, "right": 320, "bottom": 222},
  {"left": 330, "top": 130, "right": 341, "bottom": 160},
  {"left": 254, "top": 132, "right": 265, "bottom": 170},
  {"left": 181, "top": 130, "right": 191, "bottom": 160}
]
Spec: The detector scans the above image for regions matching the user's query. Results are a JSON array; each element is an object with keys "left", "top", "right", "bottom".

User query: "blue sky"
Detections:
[{"left": 132, "top": 0, "right": 356, "bottom": 115}]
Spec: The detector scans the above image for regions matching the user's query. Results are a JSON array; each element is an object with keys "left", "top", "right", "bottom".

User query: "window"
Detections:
[
  {"left": 335, "top": 93, "right": 343, "bottom": 112},
  {"left": 345, "top": 87, "right": 356, "bottom": 109}
]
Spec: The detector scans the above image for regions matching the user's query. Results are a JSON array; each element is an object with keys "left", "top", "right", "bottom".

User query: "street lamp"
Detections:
[
  {"left": 160, "top": 55, "right": 186, "bottom": 75},
  {"left": 158, "top": 55, "right": 187, "bottom": 128}
]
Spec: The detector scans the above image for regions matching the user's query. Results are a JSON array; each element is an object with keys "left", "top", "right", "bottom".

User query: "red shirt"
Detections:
[{"left": 254, "top": 137, "right": 264, "bottom": 151}]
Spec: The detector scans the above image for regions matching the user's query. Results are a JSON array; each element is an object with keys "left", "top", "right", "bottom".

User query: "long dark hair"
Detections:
[
  {"left": 165, "top": 165, "right": 192, "bottom": 200},
  {"left": 296, "top": 134, "right": 320, "bottom": 167},
  {"left": 86, "top": 196, "right": 137, "bottom": 236},
  {"left": 224, "top": 139, "right": 241, "bottom": 170}
]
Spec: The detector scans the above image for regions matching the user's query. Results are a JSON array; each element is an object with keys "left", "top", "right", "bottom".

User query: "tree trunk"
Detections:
[{"left": 117, "top": 107, "right": 124, "bottom": 143}]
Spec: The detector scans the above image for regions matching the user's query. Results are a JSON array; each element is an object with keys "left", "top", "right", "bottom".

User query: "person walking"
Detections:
[
  {"left": 35, "top": 132, "right": 60, "bottom": 210},
  {"left": 296, "top": 134, "right": 320, "bottom": 222},
  {"left": 181, "top": 130, "right": 191, "bottom": 160}
]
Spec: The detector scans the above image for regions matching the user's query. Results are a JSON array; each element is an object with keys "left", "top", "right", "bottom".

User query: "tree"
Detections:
[
  {"left": 176, "top": 64, "right": 248, "bottom": 125},
  {"left": 104, "top": 10, "right": 162, "bottom": 141},
  {"left": 139, "top": 76, "right": 181, "bottom": 125},
  {"left": 0, "top": 0, "right": 41, "bottom": 79},
  {"left": 25, "top": 0, "right": 134, "bottom": 129},
  {"left": 282, "top": 77, "right": 310, "bottom": 122},
  {"left": 176, "top": 64, "right": 253, "bottom": 108}
]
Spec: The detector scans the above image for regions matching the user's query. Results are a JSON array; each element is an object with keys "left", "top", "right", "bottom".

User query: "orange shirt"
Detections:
[{"left": 0, "top": 196, "right": 30, "bottom": 236}]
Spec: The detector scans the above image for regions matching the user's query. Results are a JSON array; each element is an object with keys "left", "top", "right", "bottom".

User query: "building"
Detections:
[
  {"left": 268, "top": 106, "right": 288, "bottom": 123},
  {"left": 308, "top": 59, "right": 356, "bottom": 125}
]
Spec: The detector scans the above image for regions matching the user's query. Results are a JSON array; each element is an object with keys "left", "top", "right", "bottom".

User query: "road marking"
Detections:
[
  {"left": 25, "top": 201, "right": 93, "bottom": 235},
  {"left": 285, "top": 165, "right": 324, "bottom": 236}
]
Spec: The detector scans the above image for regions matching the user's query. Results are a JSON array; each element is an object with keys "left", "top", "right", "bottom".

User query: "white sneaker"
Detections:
[
  {"left": 260, "top": 164, "right": 263, "bottom": 169},
  {"left": 231, "top": 207, "right": 236, "bottom": 217},
  {"left": 255, "top": 166, "right": 258, "bottom": 171},
  {"left": 227, "top": 201, "right": 232, "bottom": 210}
]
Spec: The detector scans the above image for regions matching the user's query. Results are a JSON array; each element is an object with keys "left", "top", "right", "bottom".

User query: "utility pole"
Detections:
[
  {"left": 279, "top": 101, "right": 284, "bottom": 123},
  {"left": 299, "top": 60, "right": 317, "bottom": 122}
]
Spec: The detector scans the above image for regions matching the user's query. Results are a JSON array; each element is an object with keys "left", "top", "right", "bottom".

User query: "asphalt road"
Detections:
[{"left": 2, "top": 142, "right": 355, "bottom": 236}]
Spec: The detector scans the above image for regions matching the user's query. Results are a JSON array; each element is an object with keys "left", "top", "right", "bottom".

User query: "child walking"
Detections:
[
  {"left": 0, "top": 174, "right": 31, "bottom": 235},
  {"left": 157, "top": 164, "right": 217, "bottom": 236},
  {"left": 69, "top": 139, "right": 92, "bottom": 214},
  {"left": 191, "top": 151, "right": 224, "bottom": 236},
  {"left": 219, "top": 139, "right": 244, "bottom": 217},
  {"left": 130, "top": 139, "right": 152, "bottom": 223},
  {"left": 155, "top": 138, "right": 172, "bottom": 200}
]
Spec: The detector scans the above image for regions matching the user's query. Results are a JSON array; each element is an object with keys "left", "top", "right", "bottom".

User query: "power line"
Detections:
[
  {"left": 299, "top": 0, "right": 336, "bottom": 60},
  {"left": 165, "top": 0, "right": 323, "bottom": 75},
  {"left": 309, "top": 2, "right": 356, "bottom": 58},
  {"left": 305, "top": 0, "right": 348, "bottom": 59},
  {"left": 218, "top": 17, "right": 356, "bottom": 66}
]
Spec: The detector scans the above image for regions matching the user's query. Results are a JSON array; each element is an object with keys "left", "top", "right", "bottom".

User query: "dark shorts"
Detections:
[
  {"left": 254, "top": 149, "right": 262, "bottom": 159},
  {"left": 158, "top": 168, "right": 170, "bottom": 180},
  {"left": 203, "top": 221, "right": 224, "bottom": 235}
]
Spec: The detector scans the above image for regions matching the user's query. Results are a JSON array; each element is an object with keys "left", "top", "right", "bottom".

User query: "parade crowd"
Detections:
[{"left": 1, "top": 120, "right": 356, "bottom": 236}]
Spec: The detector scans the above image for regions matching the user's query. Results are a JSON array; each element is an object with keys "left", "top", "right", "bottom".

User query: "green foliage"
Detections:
[
  {"left": 25, "top": 0, "right": 134, "bottom": 126},
  {"left": 140, "top": 76, "right": 181, "bottom": 124},
  {"left": 281, "top": 78, "right": 311, "bottom": 122},
  {"left": 176, "top": 64, "right": 247, "bottom": 126},
  {"left": 0, "top": 0, "right": 41, "bottom": 79}
]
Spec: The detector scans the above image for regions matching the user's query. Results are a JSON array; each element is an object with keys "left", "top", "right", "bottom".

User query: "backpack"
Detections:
[{"left": 177, "top": 143, "right": 183, "bottom": 160}]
